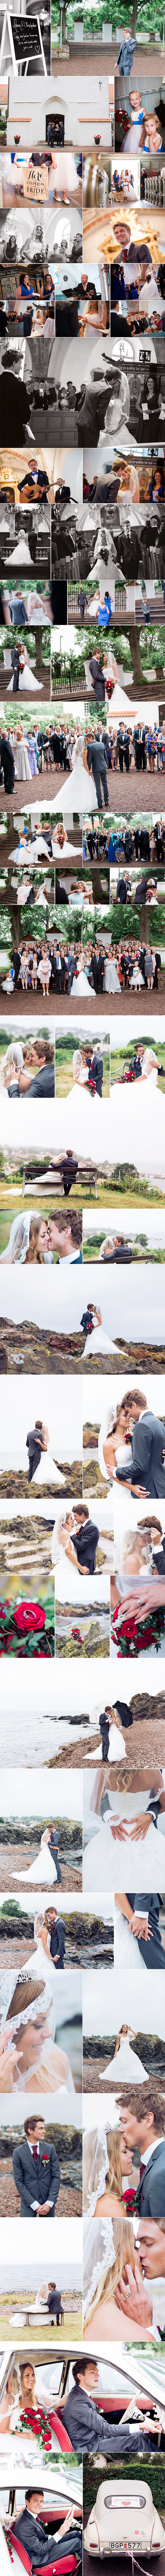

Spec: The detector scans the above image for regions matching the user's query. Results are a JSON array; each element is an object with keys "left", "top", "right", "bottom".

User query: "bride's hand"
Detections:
[
  {"left": 128, "top": 1814, "right": 151, "bottom": 1840},
  {"left": 128, "top": 1914, "right": 153, "bottom": 1943}
]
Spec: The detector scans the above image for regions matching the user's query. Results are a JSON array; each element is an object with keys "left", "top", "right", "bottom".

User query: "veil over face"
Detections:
[{"left": 0, "top": 1210, "right": 41, "bottom": 1264}]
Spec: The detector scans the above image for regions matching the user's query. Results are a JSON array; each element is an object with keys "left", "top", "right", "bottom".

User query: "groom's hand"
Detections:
[{"left": 37, "top": 2201, "right": 52, "bottom": 2216}]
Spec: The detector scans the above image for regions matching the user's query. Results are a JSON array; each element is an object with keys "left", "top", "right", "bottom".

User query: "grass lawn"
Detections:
[{"left": 0, "top": 2302, "right": 82, "bottom": 2345}]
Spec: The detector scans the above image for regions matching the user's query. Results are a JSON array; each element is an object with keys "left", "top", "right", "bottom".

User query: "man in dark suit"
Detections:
[
  {"left": 0, "top": 731, "right": 15, "bottom": 792},
  {"left": 46, "top": 1909, "right": 66, "bottom": 1968},
  {"left": 89, "top": 654, "right": 105, "bottom": 706},
  {"left": 99, "top": 1708, "right": 110, "bottom": 1760},
  {"left": 119, "top": 2095, "right": 165, "bottom": 2218},
  {"left": 135, "top": 879, "right": 148, "bottom": 906},
  {"left": 85, "top": 1050, "right": 103, "bottom": 1097},
  {"left": 116, "top": 872, "right": 131, "bottom": 905},
  {"left": 26, "top": 1424, "right": 42, "bottom": 1482},
  {"left": 90, "top": 948, "right": 104, "bottom": 993},
  {"left": 72, "top": 1508, "right": 99, "bottom": 1576},
  {"left": 12, "top": 2118, "right": 60, "bottom": 2215},
  {"left": 116, "top": 1403, "right": 165, "bottom": 1498},
  {"left": 80, "top": 1306, "right": 95, "bottom": 1339},
  {"left": 87, "top": 732, "right": 109, "bottom": 808},
  {"left": 61, "top": 2357, "right": 151, "bottom": 2457},
  {"left": 15, "top": 2492, "right": 81, "bottom": 2569},
  {"left": 48, "top": 1829, "right": 62, "bottom": 1885},
  {"left": 12, "top": 950, "right": 21, "bottom": 986}
]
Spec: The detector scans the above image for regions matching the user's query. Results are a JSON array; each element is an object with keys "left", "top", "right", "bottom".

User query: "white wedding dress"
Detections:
[
  {"left": 82, "top": 1320, "right": 119, "bottom": 1358},
  {"left": 83, "top": 1781, "right": 165, "bottom": 1894},
  {"left": 30, "top": 1449, "right": 65, "bottom": 1486},
  {"left": 101, "top": 2027, "right": 148, "bottom": 2081},
  {"left": 113, "top": 1064, "right": 165, "bottom": 1189},
  {"left": 5, "top": 537, "right": 33, "bottom": 566},
  {"left": 115, "top": 1897, "right": 156, "bottom": 1979},
  {"left": 7, "top": 662, "right": 43, "bottom": 694},
  {"left": 54, "top": 755, "right": 97, "bottom": 815},
  {"left": 13, "top": 1831, "right": 58, "bottom": 1886},
  {"left": 71, "top": 964, "right": 94, "bottom": 995}
]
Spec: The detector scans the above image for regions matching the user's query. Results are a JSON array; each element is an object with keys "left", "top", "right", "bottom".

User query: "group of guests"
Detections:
[
  {"left": 0, "top": 726, "right": 57, "bottom": 783},
  {"left": 2, "top": 935, "right": 162, "bottom": 1002},
  {"left": 2, "top": 944, "right": 56, "bottom": 998},
  {"left": 101, "top": 725, "right": 165, "bottom": 775},
  {"left": 0, "top": 269, "right": 54, "bottom": 341}
]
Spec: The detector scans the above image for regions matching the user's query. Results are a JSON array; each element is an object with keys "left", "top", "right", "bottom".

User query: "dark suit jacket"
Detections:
[
  {"left": 131, "top": 1410, "right": 165, "bottom": 1498},
  {"left": 29, "top": 1066, "right": 55, "bottom": 1098},
  {"left": 73, "top": 1518, "right": 99, "bottom": 1574},
  {"left": 15, "top": 2510, "right": 56, "bottom": 2566},
  {"left": 138, "top": 2137, "right": 165, "bottom": 2216},
  {"left": 87, "top": 1052, "right": 103, "bottom": 1095},
  {"left": 50, "top": 1916, "right": 66, "bottom": 1965},
  {"left": 12, "top": 2137, "right": 60, "bottom": 2215}
]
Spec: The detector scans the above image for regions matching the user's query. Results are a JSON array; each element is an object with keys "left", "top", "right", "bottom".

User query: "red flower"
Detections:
[{"left": 13, "top": 1603, "right": 45, "bottom": 1632}]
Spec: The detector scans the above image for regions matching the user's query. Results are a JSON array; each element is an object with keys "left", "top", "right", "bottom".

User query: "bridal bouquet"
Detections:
[
  {"left": 14, "top": 2403, "right": 52, "bottom": 2455},
  {"left": 111, "top": 1602, "right": 165, "bottom": 1658}
]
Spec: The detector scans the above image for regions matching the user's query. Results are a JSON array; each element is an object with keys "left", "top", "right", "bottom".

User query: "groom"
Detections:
[
  {"left": 12, "top": 2118, "right": 60, "bottom": 2216},
  {"left": 72, "top": 1506, "right": 100, "bottom": 1576},
  {"left": 116, "top": 1399, "right": 165, "bottom": 1499},
  {"left": 80, "top": 1303, "right": 99, "bottom": 1338},
  {"left": 46, "top": 1908, "right": 66, "bottom": 1968},
  {"left": 48, "top": 1829, "right": 62, "bottom": 1885}
]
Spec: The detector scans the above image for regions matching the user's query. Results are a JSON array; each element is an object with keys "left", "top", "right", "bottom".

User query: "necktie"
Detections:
[
  {"left": 32, "top": 2146, "right": 39, "bottom": 2164},
  {"left": 140, "top": 2161, "right": 146, "bottom": 2178}
]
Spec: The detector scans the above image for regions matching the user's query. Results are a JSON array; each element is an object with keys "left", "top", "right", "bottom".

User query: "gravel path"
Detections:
[
  {"left": 1, "top": 982, "right": 164, "bottom": 1019},
  {"left": 48, "top": 1713, "right": 165, "bottom": 1769},
  {"left": 0, "top": 765, "right": 164, "bottom": 817},
  {"left": 82, "top": 2054, "right": 163, "bottom": 2091}
]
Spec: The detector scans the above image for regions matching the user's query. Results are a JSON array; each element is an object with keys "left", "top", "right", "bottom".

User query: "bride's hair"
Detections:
[
  {"left": 110, "top": 2215, "right": 135, "bottom": 2304},
  {"left": 105, "top": 2127, "right": 123, "bottom": 2201},
  {"left": 0, "top": 1045, "right": 22, "bottom": 1090},
  {"left": 34, "top": 1913, "right": 45, "bottom": 1938},
  {"left": 86, "top": 2214, "right": 135, "bottom": 2321},
  {"left": 26, "top": 1217, "right": 45, "bottom": 1264},
  {"left": 6, "top": 1977, "right": 45, "bottom": 2020}
]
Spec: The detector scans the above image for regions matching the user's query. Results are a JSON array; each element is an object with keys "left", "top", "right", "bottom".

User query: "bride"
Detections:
[
  {"left": 97, "top": 1395, "right": 135, "bottom": 1484},
  {"left": 83, "top": 2209, "right": 139, "bottom": 2343},
  {"left": 83, "top": 2123, "right": 133, "bottom": 2219},
  {"left": 71, "top": 949, "right": 94, "bottom": 997},
  {"left": 7, "top": 648, "right": 43, "bottom": 695},
  {"left": 101, "top": 2023, "right": 149, "bottom": 2082},
  {"left": 112, "top": 1046, "right": 165, "bottom": 1187},
  {"left": 13, "top": 1827, "right": 61, "bottom": 1887},
  {"left": 82, "top": 1304, "right": 120, "bottom": 1359},
  {"left": 0, "top": 1212, "right": 54, "bottom": 1265},
  {"left": 83, "top": 1748, "right": 165, "bottom": 1891},
  {"left": 54, "top": 733, "right": 98, "bottom": 815},
  {"left": 0, "top": 1971, "right": 74, "bottom": 2095}
]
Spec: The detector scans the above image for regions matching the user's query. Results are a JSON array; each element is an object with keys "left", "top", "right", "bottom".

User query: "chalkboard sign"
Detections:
[{"left": 11, "top": 17, "right": 43, "bottom": 55}]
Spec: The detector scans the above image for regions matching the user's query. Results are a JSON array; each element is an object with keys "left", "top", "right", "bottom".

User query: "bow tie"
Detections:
[{"left": 32, "top": 2146, "right": 39, "bottom": 2163}]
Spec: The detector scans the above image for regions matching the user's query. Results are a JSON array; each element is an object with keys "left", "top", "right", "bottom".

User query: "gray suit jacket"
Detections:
[
  {"left": 12, "top": 2137, "right": 60, "bottom": 2215},
  {"left": 138, "top": 2137, "right": 165, "bottom": 2216}
]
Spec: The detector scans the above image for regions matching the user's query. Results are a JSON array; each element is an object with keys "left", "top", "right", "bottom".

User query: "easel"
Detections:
[{"left": 0, "top": 12, "right": 47, "bottom": 75}]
